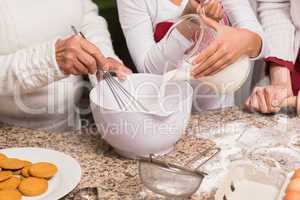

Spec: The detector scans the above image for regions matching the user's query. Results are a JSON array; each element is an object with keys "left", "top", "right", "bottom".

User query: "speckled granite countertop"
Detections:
[{"left": 0, "top": 107, "right": 299, "bottom": 200}]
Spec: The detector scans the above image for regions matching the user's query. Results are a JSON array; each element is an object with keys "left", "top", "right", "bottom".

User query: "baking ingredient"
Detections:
[
  {"left": 287, "top": 178, "right": 300, "bottom": 193},
  {"left": 227, "top": 180, "right": 278, "bottom": 200},
  {"left": 284, "top": 191, "right": 300, "bottom": 200},
  {"left": 292, "top": 169, "right": 300, "bottom": 179}
]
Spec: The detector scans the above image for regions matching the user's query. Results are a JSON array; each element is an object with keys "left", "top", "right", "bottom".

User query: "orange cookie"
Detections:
[
  {"left": 18, "top": 177, "right": 48, "bottom": 196},
  {"left": 22, "top": 160, "right": 32, "bottom": 167},
  {"left": 0, "top": 171, "right": 13, "bottom": 182},
  {"left": 0, "top": 158, "right": 27, "bottom": 170},
  {"left": 21, "top": 166, "right": 31, "bottom": 178},
  {"left": 0, "top": 190, "right": 22, "bottom": 200},
  {"left": 0, "top": 176, "right": 21, "bottom": 190},
  {"left": 0, "top": 153, "right": 7, "bottom": 161},
  {"left": 29, "top": 162, "right": 58, "bottom": 179}
]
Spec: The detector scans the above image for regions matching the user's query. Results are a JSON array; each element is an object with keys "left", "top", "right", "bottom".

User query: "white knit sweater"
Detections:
[
  {"left": 0, "top": 0, "right": 118, "bottom": 132},
  {"left": 256, "top": 0, "right": 300, "bottom": 63}
]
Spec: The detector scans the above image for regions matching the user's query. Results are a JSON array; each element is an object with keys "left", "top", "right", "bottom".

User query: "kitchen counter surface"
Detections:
[{"left": 0, "top": 107, "right": 299, "bottom": 200}]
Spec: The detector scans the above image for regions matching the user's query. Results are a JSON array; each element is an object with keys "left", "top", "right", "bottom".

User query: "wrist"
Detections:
[
  {"left": 270, "top": 64, "right": 293, "bottom": 95},
  {"left": 243, "top": 30, "right": 262, "bottom": 58},
  {"left": 247, "top": 31, "right": 262, "bottom": 58}
]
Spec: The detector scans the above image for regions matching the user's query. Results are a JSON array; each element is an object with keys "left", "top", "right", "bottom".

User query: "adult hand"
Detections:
[
  {"left": 55, "top": 35, "right": 132, "bottom": 79},
  {"left": 245, "top": 85, "right": 293, "bottom": 113},
  {"left": 55, "top": 35, "right": 106, "bottom": 75},
  {"left": 191, "top": 16, "right": 262, "bottom": 79},
  {"left": 183, "top": 0, "right": 224, "bottom": 22}
]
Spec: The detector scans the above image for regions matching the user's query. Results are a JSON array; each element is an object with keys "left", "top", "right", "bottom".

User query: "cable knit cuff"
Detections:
[{"left": 49, "top": 38, "right": 68, "bottom": 79}]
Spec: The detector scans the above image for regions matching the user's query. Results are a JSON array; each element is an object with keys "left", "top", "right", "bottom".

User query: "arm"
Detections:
[
  {"left": 116, "top": 0, "right": 172, "bottom": 74},
  {"left": 0, "top": 39, "right": 67, "bottom": 96},
  {"left": 81, "top": 0, "right": 131, "bottom": 85},
  {"left": 222, "top": 0, "right": 268, "bottom": 59},
  {"left": 81, "top": 0, "right": 119, "bottom": 60},
  {"left": 257, "top": 0, "right": 296, "bottom": 66}
]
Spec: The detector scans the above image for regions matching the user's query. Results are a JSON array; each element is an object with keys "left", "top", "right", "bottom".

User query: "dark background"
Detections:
[{"left": 94, "top": 0, "right": 137, "bottom": 72}]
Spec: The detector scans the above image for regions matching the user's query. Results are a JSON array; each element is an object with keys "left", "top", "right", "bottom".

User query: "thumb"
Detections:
[{"left": 201, "top": 14, "right": 220, "bottom": 31}]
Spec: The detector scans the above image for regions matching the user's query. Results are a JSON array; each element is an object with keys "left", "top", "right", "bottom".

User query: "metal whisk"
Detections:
[{"left": 71, "top": 26, "right": 148, "bottom": 112}]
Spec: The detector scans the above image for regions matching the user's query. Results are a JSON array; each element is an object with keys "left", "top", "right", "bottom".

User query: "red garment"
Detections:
[
  {"left": 154, "top": 22, "right": 174, "bottom": 42},
  {"left": 265, "top": 50, "right": 300, "bottom": 95}
]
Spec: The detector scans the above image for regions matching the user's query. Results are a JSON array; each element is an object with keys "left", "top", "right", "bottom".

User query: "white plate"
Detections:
[{"left": 0, "top": 147, "right": 81, "bottom": 200}]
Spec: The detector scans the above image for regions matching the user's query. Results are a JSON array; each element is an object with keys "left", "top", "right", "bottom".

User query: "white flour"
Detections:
[{"left": 193, "top": 119, "right": 300, "bottom": 195}]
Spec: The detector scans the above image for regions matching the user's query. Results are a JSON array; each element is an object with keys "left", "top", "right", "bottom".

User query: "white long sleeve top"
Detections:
[
  {"left": 117, "top": 0, "right": 268, "bottom": 74},
  {"left": 256, "top": 0, "right": 300, "bottom": 64},
  {"left": 0, "top": 0, "right": 118, "bottom": 132}
]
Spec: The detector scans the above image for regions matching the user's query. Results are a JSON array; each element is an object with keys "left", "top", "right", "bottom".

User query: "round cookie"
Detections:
[
  {"left": 0, "top": 158, "right": 27, "bottom": 170},
  {"left": 0, "top": 153, "right": 7, "bottom": 161},
  {"left": 21, "top": 166, "right": 31, "bottom": 178},
  {"left": 0, "top": 190, "right": 22, "bottom": 200},
  {"left": 18, "top": 177, "right": 48, "bottom": 196},
  {"left": 0, "top": 171, "right": 13, "bottom": 182},
  {"left": 0, "top": 177, "right": 21, "bottom": 190},
  {"left": 29, "top": 162, "right": 57, "bottom": 179},
  {"left": 22, "top": 160, "right": 32, "bottom": 167}
]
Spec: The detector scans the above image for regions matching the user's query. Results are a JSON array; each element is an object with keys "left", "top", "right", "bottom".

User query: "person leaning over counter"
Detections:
[
  {"left": 0, "top": 0, "right": 131, "bottom": 132},
  {"left": 245, "top": 0, "right": 300, "bottom": 113},
  {"left": 117, "top": 0, "right": 267, "bottom": 111}
]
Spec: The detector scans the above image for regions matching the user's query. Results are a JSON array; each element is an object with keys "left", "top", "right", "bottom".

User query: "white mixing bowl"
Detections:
[{"left": 90, "top": 73, "right": 193, "bottom": 158}]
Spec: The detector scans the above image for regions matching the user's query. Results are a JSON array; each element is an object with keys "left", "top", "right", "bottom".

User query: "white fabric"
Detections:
[
  {"left": 117, "top": 0, "right": 267, "bottom": 111},
  {"left": 222, "top": 0, "right": 268, "bottom": 60},
  {"left": 256, "top": 0, "right": 300, "bottom": 63},
  {"left": 0, "top": 0, "right": 118, "bottom": 132}
]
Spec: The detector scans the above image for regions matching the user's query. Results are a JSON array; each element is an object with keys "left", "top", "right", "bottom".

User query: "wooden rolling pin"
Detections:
[{"left": 274, "top": 91, "right": 300, "bottom": 116}]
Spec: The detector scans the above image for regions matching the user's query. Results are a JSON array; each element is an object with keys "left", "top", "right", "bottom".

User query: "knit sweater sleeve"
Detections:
[
  {"left": 257, "top": 0, "right": 296, "bottom": 67},
  {"left": 0, "top": 39, "right": 67, "bottom": 96}
]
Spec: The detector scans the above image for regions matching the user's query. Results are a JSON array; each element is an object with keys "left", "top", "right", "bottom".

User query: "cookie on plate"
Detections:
[
  {"left": 18, "top": 177, "right": 48, "bottom": 196},
  {"left": 0, "top": 158, "right": 27, "bottom": 170},
  {"left": 21, "top": 166, "right": 31, "bottom": 178},
  {"left": 0, "top": 190, "right": 22, "bottom": 200},
  {"left": 0, "top": 171, "right": 13, "bottom": 182},
  {"left": 0, "top": 153, "right": 7, "bottom": 161},
  {"left": 29, "top": 162, "right": 57, "bottom": 179},
  {"left": 0, "top": 176, "right": 21, "bottom": 190}
]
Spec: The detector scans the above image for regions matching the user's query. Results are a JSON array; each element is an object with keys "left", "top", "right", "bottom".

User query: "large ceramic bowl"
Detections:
[{"left": 90, "top": 74, "right": 193, "bottom": 158}]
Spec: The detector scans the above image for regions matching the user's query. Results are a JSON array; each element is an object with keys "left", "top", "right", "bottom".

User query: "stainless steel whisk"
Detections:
[{"left": 71, "top": 26, "right": 148, "bottom": 112}]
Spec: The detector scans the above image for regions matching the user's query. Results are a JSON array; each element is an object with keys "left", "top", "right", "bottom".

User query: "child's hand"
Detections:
[
  {"left": 183, "top": 0, "right": 224, "bottom": 22},
  {"left": 203, "top": 0, "right": 224, "bottom": 22}
]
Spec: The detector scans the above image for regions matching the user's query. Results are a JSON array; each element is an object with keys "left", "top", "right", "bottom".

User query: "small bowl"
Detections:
[{"left": 90, "top": 73, "right": 193, "bottom": 158}]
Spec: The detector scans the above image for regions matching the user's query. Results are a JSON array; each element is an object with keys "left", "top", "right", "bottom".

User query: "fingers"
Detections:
[
  {"left": 192, "top": 39, "right": 219, "bottom": 67},
  {"left": 76, "top": 51, "right": 97, "bottom": 74},
  {"left": 80, "top": 39, "right": 107, "bottom": 70},
  {"left": 104, "top": 58, "right": 132, "bottom": 80},
  {"left": 203, "top": 0, "right": 224, "bottom": 21},
  {"left": 201, "top": 14, "right": 220, "bottom": 31},
  {"left": 245, "top": 87, "right": 282, "bottom": 114},
  {"left": 192, "top": 46, "right": 227, "bottom": 78},
  {"left": 256, "top": 89, "right": 268, "bottom": 113}
]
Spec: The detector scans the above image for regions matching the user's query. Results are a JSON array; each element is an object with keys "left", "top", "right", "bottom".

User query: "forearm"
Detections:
[
  {"left": 0, "top": 39, "right": 66, "bottom": 96},
  {"left": 270, "top": 64, "right": 293, "bottom": 94},
  {"left": 222, "top": 0, "right": 268, "bottom": 59}
]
